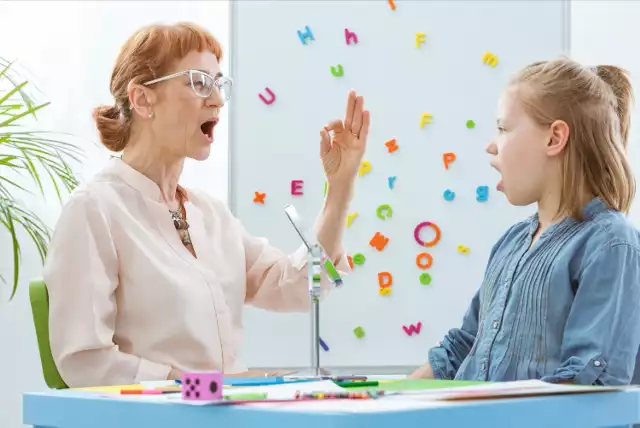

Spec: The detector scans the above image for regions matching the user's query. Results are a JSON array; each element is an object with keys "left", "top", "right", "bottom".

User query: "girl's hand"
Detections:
[{"left": 320, "top": 90, "right": 370, "bottom": 186}]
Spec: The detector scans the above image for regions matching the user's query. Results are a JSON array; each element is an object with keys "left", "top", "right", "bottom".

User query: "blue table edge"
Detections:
[{"left": 23, "top": 387, "right": 640, "bottom": 428}]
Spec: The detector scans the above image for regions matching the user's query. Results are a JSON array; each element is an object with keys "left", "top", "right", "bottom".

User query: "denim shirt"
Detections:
[{"left": 428, "top": 198, "right": 640, "bottom": 385}]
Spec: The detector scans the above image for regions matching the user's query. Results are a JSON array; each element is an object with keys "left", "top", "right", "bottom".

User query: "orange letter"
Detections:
[
  {"left": 416, "top": 252, "right": 433, "bottom": 269},
  {"left": 385, "top": 138, "right": 399, "bottom": 153},
  {"left": 443, "top": 152, "right": 456, "bottom": 169},
  {"left": 378, "top": 272, "right": 393, "bottom": 288},
  {"left": 369, "top": 232, "right": 389, "bottom": 251}
]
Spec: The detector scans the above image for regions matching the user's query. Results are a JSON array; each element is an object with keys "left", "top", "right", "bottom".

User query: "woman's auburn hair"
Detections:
[{"left": 93, "top": 22, "right": 223, "bottom": 152}]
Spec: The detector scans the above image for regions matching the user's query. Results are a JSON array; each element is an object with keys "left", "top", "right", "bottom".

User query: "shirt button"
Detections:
[
  {"left": 594, "top": 360, "right": 601, "bottom": 367},
  {"left": 492, "top": 321, "right": 499, "bottom": 329}
]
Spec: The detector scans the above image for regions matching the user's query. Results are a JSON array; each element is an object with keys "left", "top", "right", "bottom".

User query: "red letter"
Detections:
[
  {"left": 291, "top": 180, "right": 304, "bottom": 195},
  {"left": 259, "top": 87, "right": 276, "bottom": 105},
  {"left": 345, "top": 28, "right": 359, "bottom": 45}
]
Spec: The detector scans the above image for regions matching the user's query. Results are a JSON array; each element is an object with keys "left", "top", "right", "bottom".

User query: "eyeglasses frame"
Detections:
[{"left": 142, "top": 69, "right": 232, "bottom": 101}]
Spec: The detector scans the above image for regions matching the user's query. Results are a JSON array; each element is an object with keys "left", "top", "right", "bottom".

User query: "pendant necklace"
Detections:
[{"left": 169, "top": 207, "right": 193, "bottom": 246}]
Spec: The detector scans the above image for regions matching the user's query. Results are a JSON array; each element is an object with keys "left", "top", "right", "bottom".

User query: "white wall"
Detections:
[
  {"left": 0, "top": 1, "right": 230, "bottom": 427},
  {"left": 570, "top": 1, "right": 640, "bottom": 226},
  {"left": 0, "top": 1, "right": 639, "bottom": 427}
]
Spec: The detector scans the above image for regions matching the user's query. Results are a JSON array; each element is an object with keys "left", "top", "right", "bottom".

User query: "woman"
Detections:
[{"left": 43, "top": 22, "right": 370, "bottom": 388}]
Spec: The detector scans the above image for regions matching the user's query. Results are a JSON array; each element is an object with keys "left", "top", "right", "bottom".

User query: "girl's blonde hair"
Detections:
[{"left": 510, "top": 57, "right": 635, "bottom": 220}]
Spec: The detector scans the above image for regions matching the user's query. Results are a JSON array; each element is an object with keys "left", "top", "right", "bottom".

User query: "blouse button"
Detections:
[{"left": 593, "top": 360, "right": 602, "bottom": 367}]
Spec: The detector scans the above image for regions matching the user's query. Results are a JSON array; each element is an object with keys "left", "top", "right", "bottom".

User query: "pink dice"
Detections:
[{"left": 182, "top": 371, "right": 223, "bottom": 401}]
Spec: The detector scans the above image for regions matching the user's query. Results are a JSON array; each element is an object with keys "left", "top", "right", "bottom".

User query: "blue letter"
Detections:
[
  {"left": 476, "top": 185, "right": 488, "bottom": 202},
  {"left": 297, "top": 26, "right": 315, "bottom": 45},
  {"left": 388, "top": 176, "right": 397, "bottom": 189}
]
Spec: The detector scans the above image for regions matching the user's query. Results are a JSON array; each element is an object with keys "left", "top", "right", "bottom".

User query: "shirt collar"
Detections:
[
  {"left": 582, "top": 197, "right": 608, "bottom": 219},
  {"left": 107, "top": 155, "right": 188, "bottom": 203},
  {"left": 527, "top": 196, "right": 609, "bottom": 234}
]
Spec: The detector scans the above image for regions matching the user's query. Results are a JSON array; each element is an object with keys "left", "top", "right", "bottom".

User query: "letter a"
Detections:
[
  {"left": 345, "top": 28, "right": 359, "bottom": 45},
  {"left": 297, "top": 25, "right": 315, "bottom": 45},
  {"left": 259, "top": 87, "right": 276, "bottom": 105}
]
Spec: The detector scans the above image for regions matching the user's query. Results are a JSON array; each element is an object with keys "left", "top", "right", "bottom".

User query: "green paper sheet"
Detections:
[{"left": 346, "top": 379, "right": 489, "bottom": 392}]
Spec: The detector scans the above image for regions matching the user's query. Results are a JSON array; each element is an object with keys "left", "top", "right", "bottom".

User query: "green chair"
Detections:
[{"left": 29, "top": 278, "right": 68, "bottom": 389}]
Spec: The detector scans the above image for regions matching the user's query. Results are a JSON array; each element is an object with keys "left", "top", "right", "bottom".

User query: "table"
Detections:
[{"left": 23, "top": 382, "right": 640, "bottom": 428}]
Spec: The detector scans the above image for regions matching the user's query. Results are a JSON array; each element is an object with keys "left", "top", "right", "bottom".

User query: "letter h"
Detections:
[
  {"left": 344, "top": 28, "right": 358, "bottom": 45},
  {"left": 297, "top": 26, "right": 315, "bottom": 45}
]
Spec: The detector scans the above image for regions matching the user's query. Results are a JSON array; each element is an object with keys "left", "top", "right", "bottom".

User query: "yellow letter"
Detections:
[
  {"left": 358, "top": 160, "right": 372, "bottom": 176},
  {"left": 415, "top": 32, "right": 426, "bottom": 48},
  {"left": 420, "top": 113, "right": 433, "bottom": 128}
]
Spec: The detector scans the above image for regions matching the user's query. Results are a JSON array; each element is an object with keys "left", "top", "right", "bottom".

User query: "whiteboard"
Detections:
[{"left": 228, "top": 0, "right": 570, "bottom": 369}]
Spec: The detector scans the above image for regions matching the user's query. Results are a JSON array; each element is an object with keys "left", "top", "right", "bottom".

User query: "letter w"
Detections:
[{"left": 403, "top": 322, "right": 422, "bottom": 336}]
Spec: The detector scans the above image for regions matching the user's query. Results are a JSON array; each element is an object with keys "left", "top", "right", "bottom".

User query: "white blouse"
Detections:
[{"left": 43, "top": 157, "right": 347, "bottom": 387}]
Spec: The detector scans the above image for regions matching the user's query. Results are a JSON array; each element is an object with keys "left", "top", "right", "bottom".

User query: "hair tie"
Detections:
[{"left": 589, "top": 65, "right": 599, "bottom": 74}]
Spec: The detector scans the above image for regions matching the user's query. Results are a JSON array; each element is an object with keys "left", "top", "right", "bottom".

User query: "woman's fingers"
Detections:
[
  {"left": 326, "top": 118, "right": 344, "bottom": 134},
  {"left": 359, "top": 110, "right": 371, "bottom": 143},
  {"left": 320, "top": 128, "right": 331, "bottom": 157},
  {"left": 351, "top": 96, "right": 364, "bottom": 137},
  {"left": 344, "top": 90, "right": 357, "bottom": 131}
]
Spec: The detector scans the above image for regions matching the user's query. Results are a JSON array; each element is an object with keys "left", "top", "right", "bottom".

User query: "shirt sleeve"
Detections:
[
  {"left": 43, "top": 190, "right": 173, "bottom": 388},
  {"left": 242, "top": 224, "right": 351, "bottom": 312},
  {"left": 428, "top": 290, "right": 480, "bottom": 380},
  {"left": 541, "top": 241, "right": 640, "bottom": 386}
]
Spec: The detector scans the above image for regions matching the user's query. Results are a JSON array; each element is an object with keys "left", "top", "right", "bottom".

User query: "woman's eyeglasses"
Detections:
[{"left": 143, "top": 69, "right": 232, "bottom": 102}]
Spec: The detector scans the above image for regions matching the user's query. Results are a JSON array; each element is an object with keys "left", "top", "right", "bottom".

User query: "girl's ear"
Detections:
[{"left": 547, "top": 119, "right": 569, "bottom": 157}]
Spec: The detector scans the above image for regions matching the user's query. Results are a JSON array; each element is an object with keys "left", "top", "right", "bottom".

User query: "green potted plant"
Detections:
[{"left": 0, "top": 57, "right": 83, "bottom": 300}]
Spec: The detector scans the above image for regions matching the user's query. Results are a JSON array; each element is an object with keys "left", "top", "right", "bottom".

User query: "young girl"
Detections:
[{"left": 411, "top": 58, "right": 640, "bottom": 385}]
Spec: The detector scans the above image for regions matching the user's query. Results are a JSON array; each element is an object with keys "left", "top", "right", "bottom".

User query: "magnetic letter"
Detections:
[
  {"left": 297, "top": 25, "right": 315, "bottom": 45},
  {"left": 331, "top": 64, "right": 344, "bottom": 77},
  {"left": 291, "top": 180, "right": 304, "bottom": 195},
  {"left": 476, "top": 185, "right": 489, "bottom": 202},
  {"left": 420, "top": 113, "right": 433, "bottom": 128},
  {"left": 416, "top": 252, "right": 433, "bottom": 269},
  {"left": 385, "top": 138, "right": 398, "bottom": 153},
  {"left": 379, "top": 287, "right": 391, "bottom": 296},
  {"left": 253, "top": 192, "right": 266, "bottom": 204},
  {"left": 403, "top": 322, "right": 422, "bottom": 336},
  {"left": 415, "top": 32, "right": 426, "bottom": 48},
  {"left": 482, "top": 51, "right": 499, "bottom": 68},
  {"left": 388, "top": 176, "right": 397, "bottom": 189},
  {"left": 443, "top": 189, "right": 455, "bottom": 201},
  {"left": 376, "top": 204, "right": 393, "bottom": 220},
  {"left": 358, "top": 160, "right": 372, "bottom": 176},
  {"left": 388, "top": 0, "right": 396, "bottom": 10},
  {"left": 370, "top": 232, "right": 389, "bottom": 251},
  {"left": 258, "top": 87, "right": 276, "bottom": 105},
  {"left": 378, "top": 272, "right": 393, "bottom": 288},
  {"left": 346, "top": 212, "right": 358, "bottom": 227},
  {"left": 443, "top": 152, "right": 456, "bottom": 169},
  {"left": 345, "top": 28, "right": 359, "bottom": 45},
  {"left": 352, "top": 253, "right": 366, "bottom": 265}
]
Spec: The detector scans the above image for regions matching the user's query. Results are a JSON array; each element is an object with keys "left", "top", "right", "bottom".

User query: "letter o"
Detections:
[{"left": 414, "top": 222, "right": 441, "bottom": 248}]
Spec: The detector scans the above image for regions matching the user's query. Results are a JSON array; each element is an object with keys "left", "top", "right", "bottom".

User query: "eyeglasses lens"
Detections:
[{"left": 191, "top": 71, "right": 232, "bottom": 101}]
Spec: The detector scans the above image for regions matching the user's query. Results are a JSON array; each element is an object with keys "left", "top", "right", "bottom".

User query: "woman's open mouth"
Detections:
[{"left": 200, "top": 119, "right": 218, "bottom": 142}]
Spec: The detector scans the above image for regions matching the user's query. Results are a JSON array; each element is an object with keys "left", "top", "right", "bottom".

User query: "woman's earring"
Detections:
[{"left": 148, "top": 112, "right": 154, "bottom": 119}]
